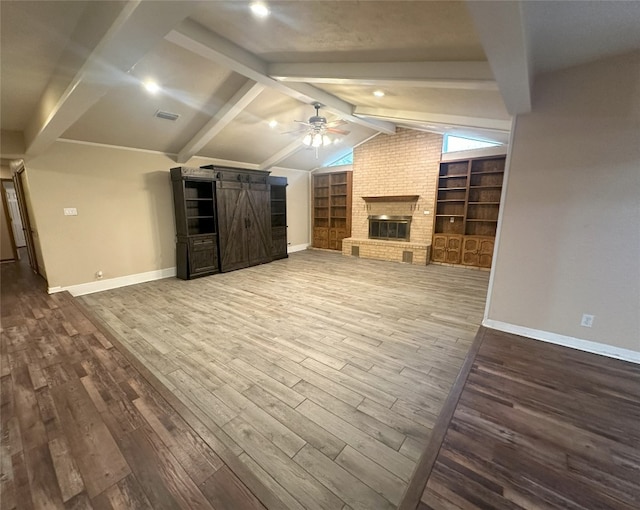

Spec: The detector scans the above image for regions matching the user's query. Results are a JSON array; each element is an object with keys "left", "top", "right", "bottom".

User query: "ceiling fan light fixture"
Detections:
[
  {"left": 312, "top": 133, "right": 323, "bottom": 148},
  {"left": 302, "top": 134, "right": 312, "bottom": 146},
  {"left": 250, "top": 2, "right": 270, "bottom": 18},
  {"left": 322, "top": 135, "right": 332, "bottom": 146}
]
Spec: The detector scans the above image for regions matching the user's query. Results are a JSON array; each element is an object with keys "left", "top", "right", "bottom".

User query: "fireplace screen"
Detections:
[{"left": 368, "top": 215, "right": 411, "bottom": 241}]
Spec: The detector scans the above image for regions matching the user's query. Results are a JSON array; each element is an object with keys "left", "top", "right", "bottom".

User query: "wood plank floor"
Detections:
[
  {"left": 417, "top": 328, "right": 640, "bottom": 510},
  {"left": 79, "top": 250, "right": 490, "bottom": 509},
  {"left": 0, "top": 255, "right": 268, "bottom": 509}
]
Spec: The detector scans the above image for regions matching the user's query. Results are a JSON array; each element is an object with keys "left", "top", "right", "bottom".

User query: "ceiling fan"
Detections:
[{"left": 294, "top": 102, "right": 350, "bottom": 149}]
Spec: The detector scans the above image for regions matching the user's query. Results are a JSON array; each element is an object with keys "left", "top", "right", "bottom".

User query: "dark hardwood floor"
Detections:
[
  {"left": 0, "top": 257, "right": 267, "bottom": 509},
  {"left": 405, "top": 328, "right": 640, "bottom": 510}
]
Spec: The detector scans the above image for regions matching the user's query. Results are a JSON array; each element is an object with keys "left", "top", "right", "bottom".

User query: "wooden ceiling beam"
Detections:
[
  {"left": 177, "top": 80, "right": 265, "bottom": 164},
  {"left": 465, "top": 0, "right": 532, "bottom": 114},
  {"left": 24, "top": 1, "right": 198, "bottom": 157},
  {"left": 354, "top": 107, "right": 512, "bottom": 133},
  {"left": 269, "top": 61, "right": 498, "bottom": 91},
  {"left": 166, "top": 20, "right": 396, "bottom": 135}
]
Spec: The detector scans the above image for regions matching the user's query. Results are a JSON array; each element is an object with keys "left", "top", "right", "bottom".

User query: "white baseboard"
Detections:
[
  {"left": 48, "top": 267, "right": 177, "bottom": 297},
  {"left": 288, "top": 243, "right": 309, "bottom": 253},
  {"left": 482, "top": 319, "right": 640, "bottom": 365}
]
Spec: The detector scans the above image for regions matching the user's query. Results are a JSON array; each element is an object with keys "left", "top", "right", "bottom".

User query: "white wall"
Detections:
[
  {"left": 25, "top": 141, "right": 310, "bottom": 289},
  {"left": 486, "top": 51, "right": 640, "bottom": 357}
]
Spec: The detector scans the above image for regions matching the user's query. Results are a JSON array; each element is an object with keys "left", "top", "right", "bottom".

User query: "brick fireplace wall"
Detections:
[{"left": 342, "top": 128, "right": 443, "bottom": 264}]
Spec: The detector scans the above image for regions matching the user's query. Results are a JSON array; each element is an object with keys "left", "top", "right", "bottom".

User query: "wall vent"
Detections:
[
  {"left": 351, "top": 246, "right": 360, "bottom": 257},
  {"left": 155, "top": 110, "right": 180, "bottom": 121},
  {"left": 402, "top": 251, "right": 413, "bottom": 263}
]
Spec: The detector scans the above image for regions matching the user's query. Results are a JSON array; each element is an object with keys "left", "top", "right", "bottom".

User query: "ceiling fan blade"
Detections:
[
  {"left": 326, "top": 128, "right": 350, "bottom": 135},
  {"left": 326, "top": 119, "right": 347, "bottom": 127},
  {"left": 294, "top": 120, "right": 313, "bottom": 127},
  {"left": 280, "top": 128, "right": 307, "bottom": 135}
]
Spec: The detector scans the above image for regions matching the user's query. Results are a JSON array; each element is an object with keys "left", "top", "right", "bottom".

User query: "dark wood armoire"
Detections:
[{"left": 170, "top": 166, "right": 286, "bottom": 279}]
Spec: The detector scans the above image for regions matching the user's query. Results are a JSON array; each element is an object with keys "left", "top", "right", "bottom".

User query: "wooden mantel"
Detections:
[{"left": 361, "top": 195, "right": 420, "bottom": 203}]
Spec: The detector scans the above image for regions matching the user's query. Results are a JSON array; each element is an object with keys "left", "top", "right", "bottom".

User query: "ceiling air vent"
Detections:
[{"left": 154, "top": 110, "right": 180, "bottom": 121}]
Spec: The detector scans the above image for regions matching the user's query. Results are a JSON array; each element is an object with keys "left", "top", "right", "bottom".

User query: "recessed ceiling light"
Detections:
[
  {"left": 143, "top": 80, "right": 161, "bottom": 95},
  {"left": 268, "top": 120, "right": 278, "bottom": 128},
  {"left": 250, "top": 2, "right": 270, "bottom": 18},
  {"left": 373, "top": 90, "right": 385, "bottom": 98}
]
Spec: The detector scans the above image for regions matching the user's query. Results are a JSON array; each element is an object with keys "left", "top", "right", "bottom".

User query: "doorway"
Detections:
[
  {"left": 9, "top": 166, "right": 40, "bottom": 275},
  {"left": 2, "top": 180, "right": 26, "bottom": 249}
]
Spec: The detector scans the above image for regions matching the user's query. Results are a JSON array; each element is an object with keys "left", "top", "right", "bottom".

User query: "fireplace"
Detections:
[{"left": 368, "top": 215, "right": 412, "bottom": 242}]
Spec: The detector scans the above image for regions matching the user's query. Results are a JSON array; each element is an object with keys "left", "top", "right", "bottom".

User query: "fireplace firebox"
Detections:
[{"left": 368, "top": 215, "right": 412, "bottom": 242}]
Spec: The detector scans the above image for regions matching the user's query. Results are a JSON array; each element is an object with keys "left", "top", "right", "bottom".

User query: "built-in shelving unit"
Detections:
[
  {"left": 312, "top": 171, "right": 352, "bottom": 251},
  {"left": 432, "top": 155, "right": 505, "bottom": 268}
]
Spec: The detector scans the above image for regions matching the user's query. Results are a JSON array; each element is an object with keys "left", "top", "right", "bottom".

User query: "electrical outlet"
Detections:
[
  {"left": 580, "top": 314, "right": 594, "bottom": 328},
  {"left": 63, "top": 207, "right": 78, "bottom": 216}
]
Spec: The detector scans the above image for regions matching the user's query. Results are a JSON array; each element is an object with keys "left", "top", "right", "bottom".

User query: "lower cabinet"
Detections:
[
  {"left": 432, "top": 234, "right": 462, "bottom": 264},
  {"left": 313, "top": 227, "right": 329, "bottom": 249},
  {"left": 461, "top": 236, "right": 495, "bottom": 268},
  {"left": 432, "top": 234, "right": 495, "bottom": 268},
  {"left": 329, "top": 228, "right": 347, "bottom": 251},
  {"left": 176, "top": 235, "right": 219, "bottom": 280}
]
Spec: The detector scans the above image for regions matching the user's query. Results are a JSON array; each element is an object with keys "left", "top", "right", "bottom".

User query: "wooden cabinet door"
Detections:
[
  {"left": 445, "top": 235, "right": 462, "bottom": 264},
  {"left": 313, "top": 227, "right": 329, "bottom": 249},
  {"left": 245, "top": 188, "right": 272, "bottom": 266},
  {"left": 189, "top": 236, "right": 218, "bottom": 275},
  {"left": 432, "top": 235, "right": 448, "bottom": 262},
  {"left": 477, "top": 237, "right": 495, "bottom": 268},
  {"left": 216, "top": 185, "right": 249, "bottom": 272},
  {"left": 462, "top": 236, "right": 480, "bottom": 266},
  {"left": 461, "top": 236, "right": 495, "bottom": 268}
]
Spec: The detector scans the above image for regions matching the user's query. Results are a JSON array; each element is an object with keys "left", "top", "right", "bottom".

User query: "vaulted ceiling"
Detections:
[{"left": 2, "top": 1, "right": 639, "bottom": 170}]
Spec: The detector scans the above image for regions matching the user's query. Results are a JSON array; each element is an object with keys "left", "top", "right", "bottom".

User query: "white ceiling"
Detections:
[{"left": 1, "top": 1, "right": 639, "bottom": 171}]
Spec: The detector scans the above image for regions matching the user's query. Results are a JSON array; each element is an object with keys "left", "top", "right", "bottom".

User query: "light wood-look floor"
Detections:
[{"left": 80, "top": 250, "right": 490, "bottom": 510}]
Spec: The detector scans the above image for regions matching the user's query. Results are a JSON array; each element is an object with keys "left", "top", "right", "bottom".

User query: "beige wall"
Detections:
[
  {"left": 270, "top": 166, "right": 310, "bottom": 248},
  {"left": 25, "top": 141, "right": 310, "bottom": 289},
  {"left": 487, "top": 51, "right": 640, "bottom": 353}
]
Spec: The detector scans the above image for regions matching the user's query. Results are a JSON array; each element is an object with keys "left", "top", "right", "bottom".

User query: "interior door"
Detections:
[
  {"left": 13, "top": 168, "right": 39, "bottom": 273},
  {"left": 4, "top": 183, "right": 26, "bottom": 247},
  {"left": 216, "top": 184, "right": 248, "bottom": 272}
]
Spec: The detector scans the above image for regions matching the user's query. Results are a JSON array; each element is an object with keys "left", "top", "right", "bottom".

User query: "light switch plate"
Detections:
[{"left": 63, "top": 208, "right": 78, "bottom": 216}]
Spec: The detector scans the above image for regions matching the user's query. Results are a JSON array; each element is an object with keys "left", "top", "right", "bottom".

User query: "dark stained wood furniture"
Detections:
[
  {"left": 432, "top": 156, "right": 505, "bottom": 268},
  {"left": 171, "top": 166, "right": 286, "bottom": 279},
  {"left": 268, "top": 176, "right": 288, "bottom": 260},
  {"left": 171, "top": 167, "right": 220, "bottom": 280},
  {"left": 205, "top": 166, "right": 272, "bottom": 273}
]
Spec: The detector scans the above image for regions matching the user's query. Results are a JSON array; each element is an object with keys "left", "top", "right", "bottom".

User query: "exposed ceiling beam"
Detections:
[
  {"left": 465, "top": 0, "right": 532, "bottom": 115},
  {"left": 177, "top": 80, "right": 265, "bottom": 163},
  {"left": 259, "top": 139, "right": 304, "bottom": 170},
  {"left": 24, "top": 1, "right": 197, "bottom": 156},
  {"left": 354, "top": 107, "right": 512, "bottom": 133},
  {"left": 269, "top": 61, "right": 497, "bottom": 91},
  {"left": 166, "top": 19, "right": 396, "bottom": 135}
]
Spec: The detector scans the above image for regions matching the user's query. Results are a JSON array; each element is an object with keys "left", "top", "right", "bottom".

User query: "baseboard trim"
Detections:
[
  {"left": 48, "top": 267, "right": 177, "bottom": 297},
  {"left": 482, "top": 319, "right": 640, "bottom": 364},
  {"left": 288, "top": 243, "right": 309, "bottom": 253}
]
